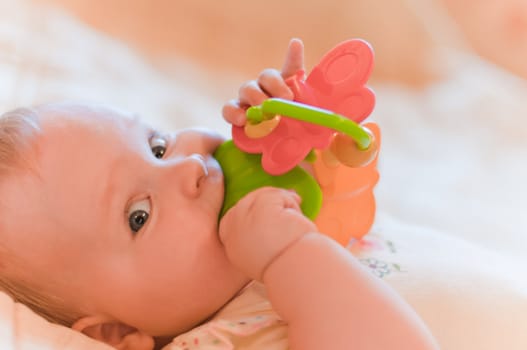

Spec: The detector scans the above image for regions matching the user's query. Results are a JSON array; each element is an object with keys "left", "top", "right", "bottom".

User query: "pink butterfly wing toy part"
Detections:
[{"left": 232, "top": 39, "right": 375, "bottom": 175}]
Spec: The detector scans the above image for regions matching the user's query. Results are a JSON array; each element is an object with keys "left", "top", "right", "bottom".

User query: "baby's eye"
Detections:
[
  {"left": 127, "top": 198, "right": 151, "bottom": 233},
  {"left": 149, "top": 133, "right": 167, "bottom": 159}
]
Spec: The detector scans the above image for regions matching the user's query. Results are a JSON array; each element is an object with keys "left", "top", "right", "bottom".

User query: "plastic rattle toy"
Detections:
[{"left": 214, "top": 39, "right": 381, "bottom": 245}]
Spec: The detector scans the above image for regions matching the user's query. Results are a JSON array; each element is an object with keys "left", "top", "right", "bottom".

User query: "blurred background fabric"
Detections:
[
  {"left": 0, "top": 0, "right": 526, "bottom": 349},
  {"left": 27, "top": 0, "right": 527, "bottom": 84}
]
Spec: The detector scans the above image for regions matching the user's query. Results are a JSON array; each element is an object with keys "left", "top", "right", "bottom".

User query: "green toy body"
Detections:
[{"left": 214, "top": 140, "right": 322, "bottom": 220}]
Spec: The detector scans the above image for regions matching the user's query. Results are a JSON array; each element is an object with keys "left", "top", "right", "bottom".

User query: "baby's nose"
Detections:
[{"left": 175, "top": 154, "right": 208, "bottom": 198}]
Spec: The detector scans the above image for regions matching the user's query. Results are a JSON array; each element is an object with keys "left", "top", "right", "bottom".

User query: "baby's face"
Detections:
[{"left": 2, "top": 103, "right": 249, "bottom": 336}]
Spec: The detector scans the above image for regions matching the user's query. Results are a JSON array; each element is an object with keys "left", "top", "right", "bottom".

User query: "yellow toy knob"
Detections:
[{"left": 329, "top": 127, "right": 378, "bottom": 168}]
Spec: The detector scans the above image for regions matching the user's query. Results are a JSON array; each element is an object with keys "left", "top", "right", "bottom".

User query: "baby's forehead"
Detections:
[
  {"left": 32, "top": 103, "right": 155, "bottom": 147},
  {"left": 37, "top": 102, "right": 140, "bottom": 129}
]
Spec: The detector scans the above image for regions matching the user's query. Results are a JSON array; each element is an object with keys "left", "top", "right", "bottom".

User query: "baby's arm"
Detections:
[
  {"left": 264, "top": 233, "right": 439, "bottom": 349},
  {"left": 219, "top": 187, "right": 438, "bottom": 349}
]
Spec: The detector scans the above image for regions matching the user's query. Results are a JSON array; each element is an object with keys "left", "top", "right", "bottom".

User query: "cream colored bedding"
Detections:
[{"left": 0, "top": 1, "right": 526, "bottom": 349}]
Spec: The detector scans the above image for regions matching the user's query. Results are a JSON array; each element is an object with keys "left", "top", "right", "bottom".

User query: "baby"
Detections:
[{"left": 0, "top": 39, "right": 439, "bottom": 349}]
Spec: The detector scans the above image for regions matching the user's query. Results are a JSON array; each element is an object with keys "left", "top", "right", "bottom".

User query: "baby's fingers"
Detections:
[
  {"left": 257, "top": 68, "right": 294, "bottom": 101},
  {"left": 281, "top": 38, "right": 305, "bottom": 79},
  {"left": 222, "top": 99, "right": 247, "bottom": 126},
  {"left": 247, "top": 187, "right": 303, "bottom": 216},
  {"left": 280, "top": 189, "right": 303, "bottom": 212},
  {"left": 238, "top": 80, "right": 269, "bottom": 108}
]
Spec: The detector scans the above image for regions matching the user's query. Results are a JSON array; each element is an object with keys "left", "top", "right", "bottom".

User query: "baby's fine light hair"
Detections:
[
  {"left": 0, "top": 107, "right": 81, "bottom": 327},
  {"left": 0, "top": 107, "right": 40, "bottom": 175}
]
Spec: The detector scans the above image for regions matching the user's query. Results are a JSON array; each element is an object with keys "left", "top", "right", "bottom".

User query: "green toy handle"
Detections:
[
  {"left": 246, "top": 98, "right": 372, "bottom": 150},
  {"left": 214, "top": 140, "right": 322, "bottom": 220}
]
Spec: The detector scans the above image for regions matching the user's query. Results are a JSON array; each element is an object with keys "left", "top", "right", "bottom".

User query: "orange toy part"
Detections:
[{"left": 313, "top": 122, "right": 381, "bottom": 245}]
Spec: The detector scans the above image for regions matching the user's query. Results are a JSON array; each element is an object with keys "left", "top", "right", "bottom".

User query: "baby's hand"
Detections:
[
  {"left": 222, "top": 38, "right": 305, "bottom": 126},
  {"left": 219, "top": 187, "right": 317, "bottom": 281}
]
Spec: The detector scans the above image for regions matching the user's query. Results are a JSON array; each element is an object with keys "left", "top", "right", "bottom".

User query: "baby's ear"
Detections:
[{"left": 71, "top": 315, "right": 154, "bottom": 350}]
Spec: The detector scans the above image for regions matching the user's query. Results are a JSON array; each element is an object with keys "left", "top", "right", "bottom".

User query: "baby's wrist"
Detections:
[
  {"left": 256, "top": 230, "right": 308, "bottom": 282},
  {"left": 262, "top": 232, "right": 337, "bottom": 286},
  {"left": 222, "top": 226, "right": 316, "bottom": 282}
]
